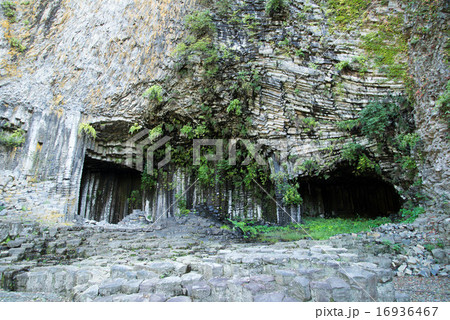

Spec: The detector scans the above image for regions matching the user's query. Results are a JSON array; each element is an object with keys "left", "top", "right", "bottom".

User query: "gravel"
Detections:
[{"left": 393, "top": 275, "right": 449, "bottom": 302}]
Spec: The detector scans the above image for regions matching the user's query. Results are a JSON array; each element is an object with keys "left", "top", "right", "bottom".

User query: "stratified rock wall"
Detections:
[{"left": 0, "top": 0, "right": 448, "bottom": 224}]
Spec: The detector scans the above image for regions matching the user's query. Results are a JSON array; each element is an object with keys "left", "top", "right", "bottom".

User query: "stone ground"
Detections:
[{"left": 0, "top": 211, "right": 448, "bottom": 302}]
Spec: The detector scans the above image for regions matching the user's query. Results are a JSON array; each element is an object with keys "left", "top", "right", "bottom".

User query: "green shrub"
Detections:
[
  {"left": 336, "top": 119, "right": 360, "bottom": 132},
  {"left": 227, "top": 99, "right": 242, "bottom": 116},
  {"left": 0, "top": 129, "right": 26, "bottom": 147},
  {"left": 302, "top": 117, "right": 318, "bottom": 133},
  {"left": 335, "top": 60, "right": 350, "bottom": 71},
  {"left": 283, "top": 183, "right": 303, "bottom": 206},
  {"left": 185, "top": 10, "right": 215, "bottom": 37},
  {"left": 78, "top": 123, "right": 97, "bottom": 139},
  {"left": 327, "top": 0, "right": 370, "bottom": 30},
  {"left": 1, "top": 1, "right": 16, "bottom": 21},
  {"left": 9, "top": 38, "right": 26, "bottom": 52},
  {"left": 265, "top": 0, "right": 288, "bottom": 17},
  {"left": 143, "top": 85, "right": 163, "bottom": 103},
  {"left": 129, "top": 123, "right": 142, "bottom": 135},
  {"left": 400, "top": 206, "right": 425, "bottom": 223},
  {"left": 180, "top": 125, "right": 194, "bottom": 139},
  {"left": 149, "top": 125, "right": 163, "bottom": 141},
  {"left": 298, "top": 159, "right": 320, "bottom": 176},
  {"left": 228, "top": 219, "right": 258, "bottom": 239},
  {"left": 341, "top": 142, "right": 364, "bottom": 162},
  {"left": 358, "top": 100, "right": 398, "bottom": 143}
]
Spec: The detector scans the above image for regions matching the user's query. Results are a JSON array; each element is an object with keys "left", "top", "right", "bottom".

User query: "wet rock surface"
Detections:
[{"left": 0, "top": 213, "right": 447, "bottom": 302}]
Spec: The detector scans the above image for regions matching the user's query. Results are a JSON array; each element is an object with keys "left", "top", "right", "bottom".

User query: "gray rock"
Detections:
[
  {"left": 326, "top": 277, "right": 351, "bottom": 302},
  {"left": 275, "top": 269, "right": 297, "bottom": 285},
  {"left": 112, "top": 294, "right": 147, "bottom": 302},
  {"left": 181, "top": 272, "right": 203, "bottom": 286},
  {"left": 187, "top": 281, "right": 211, "bottom": 300},
  {"left": 139, "top": 278, "right": 159, "bottom": 293},
  {"left": 121, "top": 279, "right": 143, "bottom": 294},
  {"left": 98, "top": 279, "right": 127, "bottom": 296},
  {"left": 254, "top": 292, "right": 285, "bottom": 302},
  {"left": 288, "top": 276, "right": 311, "bottom": 302},
  {"left": 110, "top": 265, "right": 134, "bottom": 279},
  {"left": 395, "top": 292, "right": 410, "bottom": 302},
  {"left": 6, "top": 239, "right": 24, "bottom": 248},
  {"left": 148, "top": 294, "right": 167, "bottom": 302},
  {"left": 156, "top": 276, "right": 183, "bottom": 297},
  {"left": 147, "top": 262, "right": 175, "bottom": 275},
  {"left": 431, "top": 249, "right": 447, "bottom": 264},
  {"left": 79, "top": 285, "right": 99, "bottom": 301},
  {"left": 310, "top": 281, "right": 332, "bottom": 302},
  {"left": 166, "top": 296, "right": 192, "bottom": 302}
]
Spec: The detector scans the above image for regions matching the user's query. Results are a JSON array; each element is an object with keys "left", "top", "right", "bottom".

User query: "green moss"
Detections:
[{"left": 326, "top": 0, "right": 370, "bottom": 31}]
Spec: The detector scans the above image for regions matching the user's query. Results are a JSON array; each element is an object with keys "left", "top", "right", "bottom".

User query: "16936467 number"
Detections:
[{"left": 376, "top": 307, "right": 438, "bottom": 317}]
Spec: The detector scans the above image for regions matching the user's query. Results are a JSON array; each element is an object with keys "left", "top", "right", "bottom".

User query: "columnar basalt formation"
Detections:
[{"left": 0, "top": 0, "right": 448, "bottom": 225}]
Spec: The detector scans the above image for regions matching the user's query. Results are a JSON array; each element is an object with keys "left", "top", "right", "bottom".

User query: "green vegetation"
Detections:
[
  {"left": 336, "top": 119, "right": 360, "bottom": 132},
  {"left": 9, "top": 38, "right": 26, "bottom": 52},
  {"left": 143, "top": 85, "right": 163, "bottom": 103},
  {"left": 265, "top": 0, "right": 288, "bottom": 17},
  {"left": 326, "top": 0, "right": 370, "bottom": 31},
  {"left": 185, "top": 10, "right": 216, "bottom": 37},
  {"left": 436, "top": 80, "right": 450, "bottom": 129},
  {"left": 127, "top": 190, "right": 142, "bottom": 209},
  {"left": 0, "top": 205, "right": 5, "bottom": 212},
  {"left": 228, "top": 216, "right": 391, "bottom": 242},
  {"left": 174, "top": 10, "right": 219, "bottom": 78},
  {"left": 381, "top": 240, "right": 404, "bottom": 254},
  {"left": 304, "top": 217, "right": 391, "bottom": 240},
  {"left": 129, "top": 123, "right": 142, "bottom": 135},
  {"left": 78, "top": 123, "right": 97, "bottom": 140},
  {"left": 1, "top": 1, "right": 16, "bottom": 21},
  {"left": 227, "top": 99, "right": 242, "bottom": 116},
  {"left": 175, "top": 193, "right": 190, "bottom": 216},
  {"left": 301, "top": 117, "right": 318, "bottom": 133},
  {"left": 282, "top": 183, "right": 303, "bottom": 205},
  {"left": 297, "top": 159, "right": 320, "bottom": 176},
  {"left": 400, "top": 206, "right": 425, "bottom": 223},
  {"left": 149, "top": 125, "right": 163, "bottom": 141},
  {"left": 0, "top": 129, "right": 26, "bottom": 147},
  {"left": 335, "top": 60, "right": 350, "bottom": 71}
]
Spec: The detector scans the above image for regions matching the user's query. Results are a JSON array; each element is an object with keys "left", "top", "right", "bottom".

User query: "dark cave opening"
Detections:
[
  {"left": 298, "top": 172, "right": 402, "bottom": 219},
  {"left": 78, "top": 156, "right": 142, "bottom": 224}
]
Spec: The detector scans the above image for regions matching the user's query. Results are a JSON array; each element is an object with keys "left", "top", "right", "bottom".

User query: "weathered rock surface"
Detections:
[
  {"left": 0, "top": 0, "right": 447, "bottom": 226},
  {"left": 0, "top": 214, "right": 447, "bottom": 302}
]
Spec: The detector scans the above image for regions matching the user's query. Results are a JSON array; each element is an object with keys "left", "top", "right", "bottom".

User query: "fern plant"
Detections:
[
  {"left": 143, "top": 85, "right": 163, "bottom": 103},
  {"left": 265, "top": 0, "right": 288, "bottom": 17},
  {"left": 78, "top": 123, "right": 97, "bottom": 140}
]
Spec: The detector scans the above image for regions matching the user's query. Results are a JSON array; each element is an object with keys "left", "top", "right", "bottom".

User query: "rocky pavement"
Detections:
[{"left": 0, "top": 212, "right": 448, "bottom": 302}]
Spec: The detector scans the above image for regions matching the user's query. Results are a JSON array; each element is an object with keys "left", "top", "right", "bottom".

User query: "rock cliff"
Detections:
[{"left": 0, "top": 0, "right": 448, "bottom": 225}]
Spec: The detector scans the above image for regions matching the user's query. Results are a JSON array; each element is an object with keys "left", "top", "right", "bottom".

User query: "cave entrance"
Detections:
[
  {"left": 299, "top": 173, "right": 402, "bottom": 219},
  {"left": 78, "top": 156, "right": 142, "bottom": 223}
]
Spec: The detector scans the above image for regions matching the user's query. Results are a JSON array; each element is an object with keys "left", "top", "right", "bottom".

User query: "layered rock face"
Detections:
[{"left": 0, "top": 0, "right": 448, "bottom": 224}]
